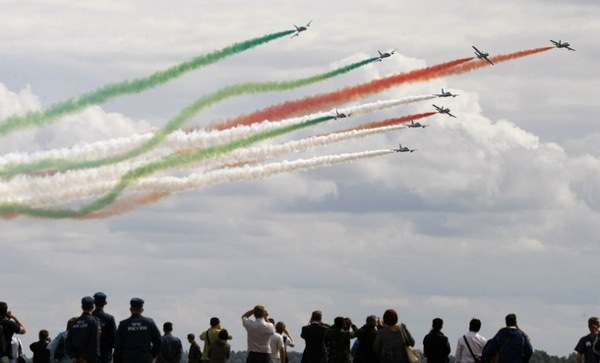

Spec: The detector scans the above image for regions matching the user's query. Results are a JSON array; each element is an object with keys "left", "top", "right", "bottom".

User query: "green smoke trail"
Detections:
[
  {"left": 0, "top": 30, "right": 295, "bottom": 137},
  {"left": 2, "top": 57, "right": 378, "bottom": 176},
  {"left": 0, "top": 116, "right": 335, "bottom": 219}
]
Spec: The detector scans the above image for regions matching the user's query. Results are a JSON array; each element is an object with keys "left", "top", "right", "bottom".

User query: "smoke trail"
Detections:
[
  {"left": 438, "top": 47, "right": 555, "bottom": 78},
  {"left": 211, "top": 57, "right": 474, "bottom": 130},
  {"left": 0, "top": 116, "right": 337, "bottom": 218},
  {"left": 1, "top": 94, "right": 433, "bottom": 178},
  {"left": 0, "top": 30, "right": 295, "bottom": 136},
  {"left": 0, "top": 57, "right": 377, "bottom": 177},
  {"left": 82, "top": 149, "right": 395, "bottom": 219},
  {"left": 2, "top": 110, "right": 435, "bottom": 207},
  {"left": 341, "top": 112, "right": 437, "bottom": 132}
]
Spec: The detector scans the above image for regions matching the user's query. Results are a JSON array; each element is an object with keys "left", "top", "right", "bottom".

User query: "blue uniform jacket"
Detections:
[
  {"left": 114, "top": 314, "right": 161, "bottom": 363},
  {"left": 66, "top": 312, "right": 101, "bottom": 362}
]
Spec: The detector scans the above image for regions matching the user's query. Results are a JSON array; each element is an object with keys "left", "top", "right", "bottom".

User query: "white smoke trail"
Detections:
[
  {"left": 131, "top": 149, "right": 395, "bottom": 195},
  {"left": 0, "top": 95, "right": 435, "bottom": 169}
]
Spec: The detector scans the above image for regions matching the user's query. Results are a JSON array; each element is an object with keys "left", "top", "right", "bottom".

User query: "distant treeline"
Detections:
[{"left": 191, "top": 349, "right": 576, "bottom": 363}]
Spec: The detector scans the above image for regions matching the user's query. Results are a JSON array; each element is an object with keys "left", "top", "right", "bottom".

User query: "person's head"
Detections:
[
  {"left": 0, "top": 302, "right": 8, "bottom": 317},
  {"left": 210, "top": 317, "right": 220, "bottom": 328},
  {"left": 130, "top": 297, "right": 145, "bottom": 314},
  {"left": 310, "top": 310, "right": 322, "bottom": 323},
  {"left": 469, "top": 318, "right": 482, "bottom": 332},
  {"left": 38, "top": 330, "right": 49, "bottom": 341},
  {"left": 253, "top": 305, "right": 267, "bottom": 319},
  {"left": 588, "top": 317, "right": 600, "bottom": 332},
  {"left": 93, "top": 292, "right": 107, "bottom": 308},
  {"left": 163, "top": 322, "right": 173, "bottom": 333},
  {"left": 432, "top": 318, "right": 444, "bottom": 330},
  {"left": 218, "top": 329, "right": 229, "bottom": 341},
  {"left": 382, "top": 309, "right": 398, "bottom": 326},
  {"left": 366, "top": 315, "right": 377, "bottom": 327},
  {"left": 187, "top": 333, "right": 195, "bottom": 343},
  {"left": 66, "top": 317, "right": 78, "bottom": 330},
  {"left": 275, "top": 321, "right": 286, "bottom": 334},
  {"left": 333, "top": 316, "right": 345, "bottom": 329},
  {"left": 505, "top": 314, "right": 517, "bottom": 327},
  {"left": 81, "top": 296, "right": 94, "bottom": 312}
]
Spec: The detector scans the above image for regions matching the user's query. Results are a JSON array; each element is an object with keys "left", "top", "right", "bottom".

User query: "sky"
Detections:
[{"left": 1, "top": 0, "right": 599, "bottom": 357}]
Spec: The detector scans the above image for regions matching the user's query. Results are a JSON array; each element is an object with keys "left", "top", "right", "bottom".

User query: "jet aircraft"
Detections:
[
  {"left": 472, "top": 46, "right": 494, "bottom": 65},
  {"left": 550, "top": 39, "right": 575, "bottom": 51},
  {"left": 393, "top": 143, "right": 416, "bottom": 153},
  {"left": 435, "top": 88, "right": 459, "bottom": 98},
  {"left": 333, "top": 110, "right": 351, "bottom": 119},
  {"left": 291, "top": 20, "right": 312, "bottom": 38},
  {"left": 433, "top": 104, "right": 457, "bottom": 118},
  {"left": 406, "top": 120, "right": 427, "bottom": 128},
  {"left": 376, "top": 49, "right": 397, "bottom": 61}
]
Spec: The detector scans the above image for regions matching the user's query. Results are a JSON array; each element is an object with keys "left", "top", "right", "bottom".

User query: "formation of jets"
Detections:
[
  {"left": 393, "top": 143, "right": 416, "bottom": 153},
  {"left": 433, "top": 104, "right": 456, "bottom": 118},
  {"left": 291, "top": 20, "right": 312, "bottom": 38},
  {"left": 435, "top": 88, "right": 459, "bottom": 98},
  {"left": 472, "top": 46, "right": 494, "bottom": 65},
  {"left": 287, "top": 24, "right": 575, "bottom": 155},
  {"left": 550, "top": 39, "right": 575, "bottom": 51},
  {"left": 376, "top": 49, "right": 397, "bottom": 62}
]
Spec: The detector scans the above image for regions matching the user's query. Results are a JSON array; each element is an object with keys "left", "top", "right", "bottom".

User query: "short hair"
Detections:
[
  {"left": 275, "top": 321, "right": 286, "bottom": 333},
  {"left": 210, "top": 317, "right": 220, "bottom": 327},
  {"left": 39, "top": 330, "right": 49, "bottom": 340},
  {"left": 469, "top": 318, "right": 482, "bottom": 332},
  {"left": 505, "top": 314, "right": 517, "bottom": 327},
  {"left": 366, "top": 315, "right": 377, "bottom": 326},
  {"left": 163, "top": 322, "right": 173, "bottom": 332},
  {"left": 218, "top": 329, "right": 229, "bottom": 340},
  {"left": 333, "top": 316, "right": 345, "bottom": 329},
  {"left": 0, "top": 302, "right": 7, "bottom": 316},
  {"left": 432, "top": 318, "right": 444, "bottom": 330},
  {"left": 253, "top": 305, "right": 266, "bottom": 318},
  {"left": 382, "top": 309, "right": 398, "bottom": 326},
  {"left": 589, "top": 317, "right": 600, "bottom": 328},
  {"left": 310, "top": 310, "right": 322, "bottom": 322},
  {"left": 187, "top": 333, "right": 195, "bottom": 340}
]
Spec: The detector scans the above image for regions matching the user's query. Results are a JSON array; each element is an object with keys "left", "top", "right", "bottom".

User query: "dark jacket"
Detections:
[
  {"left": 92, "top": 308, "right": 117, "bottom": 362},
  {"left": 301, "top": 322, "right": 328, "bottom": 363},
  {"left": 114, "top": 314, "right": 161, "bottom": 363},
  {"left": 423, "top": 330, "right": 451, "bottom": 363},
  {"left": 354, "top": 324, "right": 379, "bottom": 363},
  {"left": 482, "top": 327, "right": 532, "bottom": 363},
  {"left": 66, "top": 312, "right": 101, "bottom": 363}
]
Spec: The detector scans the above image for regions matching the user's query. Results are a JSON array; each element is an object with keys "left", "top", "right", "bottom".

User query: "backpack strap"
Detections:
[{"left": 463, "top": 335, "right": 479, "bottom": 362}]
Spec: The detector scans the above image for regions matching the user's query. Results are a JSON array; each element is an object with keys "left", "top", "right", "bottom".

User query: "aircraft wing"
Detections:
[
  {"left": 566, "top": 46, "right": 576, "bottom": 51},
  {"left": 448, "top": 112, "right": 457, "bottom": 118},
  {"left": 472, "top": 46, "right": 481, "bottom": 54},
  {"left": 485, "top": 57, "right": 494, "bottom": 65}
]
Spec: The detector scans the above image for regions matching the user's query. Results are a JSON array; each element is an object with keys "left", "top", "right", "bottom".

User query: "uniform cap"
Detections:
[
  {"left": 130, "top": 297, "right": 144, "bottom": 308},
  {"left": 81, "top": 296, "right": 94, "bottom": 308},
  {"left": 93, "top": 292, "right": 107, "bottom": 304}
]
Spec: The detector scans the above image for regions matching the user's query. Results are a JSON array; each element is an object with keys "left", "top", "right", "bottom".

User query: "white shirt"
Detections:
[
  {"left": 455, "top": 331, "right": 487, "bottom": 363},
  {"left": 269, "top": 332, "right": 285, "bottom": 363},
  {"left": 242, "top": 316, "right": 275, "bottom": 353}
]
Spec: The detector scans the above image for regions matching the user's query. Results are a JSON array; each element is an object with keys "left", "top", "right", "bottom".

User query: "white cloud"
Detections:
[{"left": 0, "top": 0, "right": 598, "bottom": 357}]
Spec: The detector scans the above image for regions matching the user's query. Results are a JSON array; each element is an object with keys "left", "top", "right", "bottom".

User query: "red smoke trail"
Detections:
[
  {"left": 77, "top": 192, "right": 169, "bottom": 219},
  {"left": 341, "top": 112, "right": 437, "bottom": 132},
  {"left": 211, "top": 58, "right": 473, "bottom": 131},
  {"left": 438, "top": 47, "right": 554, "bottom": 77}
]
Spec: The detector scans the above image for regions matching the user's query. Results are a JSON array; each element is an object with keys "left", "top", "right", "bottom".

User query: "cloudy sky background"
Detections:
[{"left": 1, "top": 0, "right": 599, "bottom": 357}]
